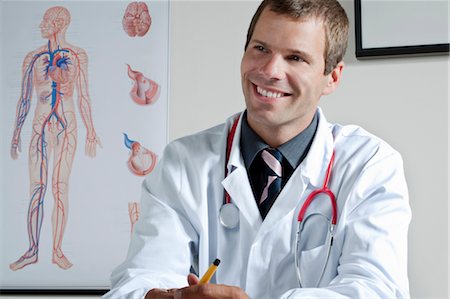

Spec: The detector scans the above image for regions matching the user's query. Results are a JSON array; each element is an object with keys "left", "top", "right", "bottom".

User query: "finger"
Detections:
[
  {"left": 87, "top": 144, "right": 94, "bottom": 158},
  {"left": 145, "top": 288, "right": 175, "bottom": 299},
  {"left": 175, "top": 284, "right": 249, "bottom": 299},
  {"left": 174, "top": 284, "right": 216, "bottom": 299},
  {"left": 97, "top": 138, "right": 103, "bottom": 148},
  {"left": 187, "top": 273, "right": 199, "bottom": 286},
  {"left": 90, "top": 142, "right": 96, "bottom": 157},
  {"left": 86, "top": 141, "right": 96, "bottom": 158},
  {"left": 10, "top": 148, "right": 17, "bottom": 160}
]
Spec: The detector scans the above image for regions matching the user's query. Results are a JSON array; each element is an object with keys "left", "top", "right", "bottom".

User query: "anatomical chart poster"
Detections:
[{"left": 0, "top": 0, "right": 169, "bottom": 291}]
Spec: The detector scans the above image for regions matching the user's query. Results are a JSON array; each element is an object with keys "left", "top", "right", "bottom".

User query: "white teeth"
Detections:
[{"left": 257, "top": 86, "right": 283, "bottom": 98}]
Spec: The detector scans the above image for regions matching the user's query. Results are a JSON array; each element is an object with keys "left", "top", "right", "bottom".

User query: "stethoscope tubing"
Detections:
[
  {"left": 295, "top": 220, "right": 335, "bottom": 288},
  {"left": 222, "top": 115, "right": 338, "bottom": 287},
  {"left": 223, "top": 116, "right": 240, "bottom": 205},
  {"left": 295, "top": 150, "right": 336, "bottom": 287},
  {"left": 297, "top": 151, "right": 337, "bottom": 224}
]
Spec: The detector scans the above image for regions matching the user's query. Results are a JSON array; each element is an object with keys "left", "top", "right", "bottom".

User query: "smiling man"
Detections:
[{"left": 103, "top": 1, "right": 411, "bottom": 298}]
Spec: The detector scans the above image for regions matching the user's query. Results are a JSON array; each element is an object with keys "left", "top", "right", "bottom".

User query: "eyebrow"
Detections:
[{"left": 251, "top": 39, "right": 314, "bottom": 62}]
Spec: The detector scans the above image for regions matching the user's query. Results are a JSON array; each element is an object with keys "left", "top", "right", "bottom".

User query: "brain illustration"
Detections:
[{"left": 122, "top": 2, "right": 152, "bottom": 37}]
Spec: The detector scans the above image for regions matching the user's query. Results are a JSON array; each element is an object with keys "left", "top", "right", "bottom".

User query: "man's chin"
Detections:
[{"left": 247, "top": 109, "right": 280, "bottom": 126}]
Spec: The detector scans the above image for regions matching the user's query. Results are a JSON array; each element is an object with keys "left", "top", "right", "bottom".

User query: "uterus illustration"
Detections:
[
  {"left": 122, "top": 1, "right": 152, "bottom": 37},
  {"left": 127, "top": 64, "right": 160, "bottom": 106},
  {"left": 123, "top": 133, "right": 157, "bottom": 176}
]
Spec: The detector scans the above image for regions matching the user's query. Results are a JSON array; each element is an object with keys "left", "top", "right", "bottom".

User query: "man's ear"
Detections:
[
  {"left": 54, "top": 18, "right": 65, "bottom": 31},
  {"left": 322, "top": 61, "right": 344, "bottom": 96}
]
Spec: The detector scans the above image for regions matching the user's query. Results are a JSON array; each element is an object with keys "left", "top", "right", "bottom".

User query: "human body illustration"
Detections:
[{"left": 10, "top": 6, "right": 101, "bottom": 271}]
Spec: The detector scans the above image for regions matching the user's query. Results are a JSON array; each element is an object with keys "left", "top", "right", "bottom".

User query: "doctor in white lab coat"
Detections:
[{"left": 103, "top": 1, "right": 411, "bottom": 298}]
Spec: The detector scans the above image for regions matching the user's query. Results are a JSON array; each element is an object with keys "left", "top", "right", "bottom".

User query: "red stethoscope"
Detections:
[{"left": 218, "top": 116, "right": 337, "bottom": 287}]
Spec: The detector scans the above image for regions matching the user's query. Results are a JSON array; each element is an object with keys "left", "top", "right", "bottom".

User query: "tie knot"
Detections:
[
  {"left": 261, "top": 148, "right": 283, "bottom": 178},
  {"left": 266, "top": 148, "right": 282, "bottom": 161}
]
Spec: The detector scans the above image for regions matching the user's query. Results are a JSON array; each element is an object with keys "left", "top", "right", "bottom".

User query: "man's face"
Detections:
[
  {"left": 40, "top": 13, "right": 64, "bottom": 39},
  {"left": 241, "top": 8, "right": 336, "bottom": 134},
  {"left": 40, "top": 16, "right": 56, "bottom": 39}
]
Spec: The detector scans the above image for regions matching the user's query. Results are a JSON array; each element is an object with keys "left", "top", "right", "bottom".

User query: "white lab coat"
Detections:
[{"left": 104, "top": 109, "right": 411, "bottom": 299}]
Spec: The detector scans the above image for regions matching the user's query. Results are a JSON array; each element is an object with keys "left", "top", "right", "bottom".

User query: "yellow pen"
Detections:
[{"left": 198, "top": 258, "right": 221, "bottom": 284}]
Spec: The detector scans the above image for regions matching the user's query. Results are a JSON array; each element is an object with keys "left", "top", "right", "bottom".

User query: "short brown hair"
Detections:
[{"left": 245, "top": 0, "right": 349, "bottom": 75}]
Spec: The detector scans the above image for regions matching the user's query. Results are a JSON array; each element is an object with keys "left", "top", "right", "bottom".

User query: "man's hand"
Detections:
[
  {"left": 173, "top": 273, "right": 250, "bottom": 299},
  {"left": 145, "top": 274, "right": 250, "bottom": 299},
  {"left": 10, "top": 135, "right": 21, "bottom": 160},
  {"left": 85, "top": 131, "right": 102, "bottom": 158},
  {"left": 145, "top": 288, "right": 177, "bottom": 299}
]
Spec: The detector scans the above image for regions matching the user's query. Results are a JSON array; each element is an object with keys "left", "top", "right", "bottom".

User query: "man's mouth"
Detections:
[{"left": 255, "top": 84, "right": 291, "bottom": 99}]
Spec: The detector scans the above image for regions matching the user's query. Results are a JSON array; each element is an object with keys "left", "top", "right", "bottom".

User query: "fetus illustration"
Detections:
[
  {"left": 123, "top": 133, "right": 157, "bottom": 176},
  {"left": 122, "top": 2, "right": 152, "bottom": 37},
  {"left": 9, "top": 6, "right": 101, "bottom": 271},
  {"left": 128, "top": 202, "right": 141, "bottom": 235},
  {"left": 127, "top": 64, "right": 160, "bottom": 106}
]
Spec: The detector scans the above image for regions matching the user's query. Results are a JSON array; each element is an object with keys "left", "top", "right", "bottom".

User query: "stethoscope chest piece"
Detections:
[{"left": 219, "top": 203, "right": 239, "bottom": 229}]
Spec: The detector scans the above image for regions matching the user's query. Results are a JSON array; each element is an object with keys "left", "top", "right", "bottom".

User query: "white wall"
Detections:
[{"left": 2, "top": 1, "right": 448, "bottom": 298}]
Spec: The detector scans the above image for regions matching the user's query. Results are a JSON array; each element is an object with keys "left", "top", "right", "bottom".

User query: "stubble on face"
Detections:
[{"left": 240, "top": 8, "right": 330, "bottom": 146}]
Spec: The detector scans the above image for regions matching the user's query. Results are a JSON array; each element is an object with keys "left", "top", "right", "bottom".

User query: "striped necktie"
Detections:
[{"left": 259, "top": 148, "right": 283, "bottom": 209}]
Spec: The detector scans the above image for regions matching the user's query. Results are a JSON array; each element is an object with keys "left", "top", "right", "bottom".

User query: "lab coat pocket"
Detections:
[{"left": 299, "top": 243, "right": 329, "bottom": 287}]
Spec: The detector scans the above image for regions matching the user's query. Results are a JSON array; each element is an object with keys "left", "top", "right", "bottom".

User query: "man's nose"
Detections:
[{"left": 260, "top": 54, "right": 285, "bottom": 81}]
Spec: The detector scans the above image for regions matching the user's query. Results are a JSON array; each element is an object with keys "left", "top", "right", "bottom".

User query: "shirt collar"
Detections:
[{"left": 240, "top": 110, "right": 318, "bottom": 170}]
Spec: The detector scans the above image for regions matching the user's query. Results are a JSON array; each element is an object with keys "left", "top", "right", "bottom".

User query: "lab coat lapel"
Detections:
[
  {"left": 221, "top": 114, "right": 262, "bottom": 231},
  {"left": 301, "top": 108, "right": 335, "bottom": 188}
]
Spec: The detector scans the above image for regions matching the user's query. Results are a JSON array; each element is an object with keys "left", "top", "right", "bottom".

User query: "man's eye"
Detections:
[
  {"left": 254, "top": 45, "right": 266, "bottom": 52},
  {"left": 289, "top": 55, "right": 304, "bottom": 62}
]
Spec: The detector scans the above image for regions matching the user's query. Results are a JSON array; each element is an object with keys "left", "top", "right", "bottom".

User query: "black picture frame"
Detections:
[
  {"left": 354, "top": 0, "right": 449, "bottom": 58},
  {"left": 0, "top": 289, "right": 108, "bottom": 296}
]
